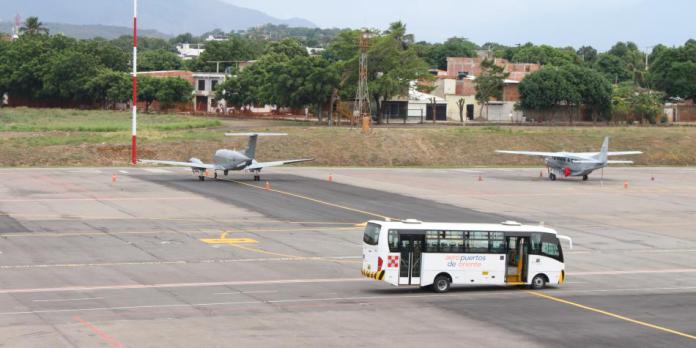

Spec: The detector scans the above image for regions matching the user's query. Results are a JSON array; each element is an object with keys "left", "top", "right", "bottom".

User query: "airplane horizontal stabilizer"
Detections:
[
  {"left": 246, "top": 158, "right": 314, "bottom": 170},
  {"left": 607, "top": 151, "right": 643, "bottom": 156},
  {"left": 225, "top": 133, "right": 288, "bottom": 137}
]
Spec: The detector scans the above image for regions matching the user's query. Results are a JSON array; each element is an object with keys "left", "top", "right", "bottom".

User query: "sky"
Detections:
[{"left": 225, "top": 0, "right": 695, "bottom": 51}]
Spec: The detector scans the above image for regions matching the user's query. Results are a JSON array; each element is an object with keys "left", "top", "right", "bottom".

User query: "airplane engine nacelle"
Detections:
[{"left": 564, "top": 166, "right": 571, "bottom": 177}]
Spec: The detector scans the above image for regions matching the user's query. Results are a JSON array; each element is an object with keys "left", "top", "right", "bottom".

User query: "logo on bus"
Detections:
[
  {"left": 445, "top": 255, "right": 486, "bottom": 269},
  {"left": 387, "top": 255, "right": 399, "bottom": 268}
]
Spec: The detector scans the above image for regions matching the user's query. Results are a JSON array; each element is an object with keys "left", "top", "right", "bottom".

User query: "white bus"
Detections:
[{"left": 362, "top": 219, "right": 572, "bottom": 292}]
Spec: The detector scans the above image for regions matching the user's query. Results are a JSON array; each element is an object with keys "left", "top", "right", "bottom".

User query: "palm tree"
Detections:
[
  {"left": 385, "top": 21, "right": 414, "bottom": 50},
  {"left": 20, "top": 17, "right": 49, "bottom": 36}
]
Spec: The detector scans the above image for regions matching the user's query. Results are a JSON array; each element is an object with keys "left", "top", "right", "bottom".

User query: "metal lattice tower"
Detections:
[{"left": 352, "top": 31, "right": 371, "bottom": 125}]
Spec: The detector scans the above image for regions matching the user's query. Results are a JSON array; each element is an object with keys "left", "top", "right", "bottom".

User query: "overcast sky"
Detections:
[{"left": 225, "top": 0, "right": 694, "bottom": 51}]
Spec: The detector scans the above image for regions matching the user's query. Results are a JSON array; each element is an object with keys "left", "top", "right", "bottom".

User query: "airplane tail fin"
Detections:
[
  {"left": 599, "top": 136, "right": 609, "bottom": 162},
  {"left": 224, "top": 133, "right": 287, "bottom": 159}
]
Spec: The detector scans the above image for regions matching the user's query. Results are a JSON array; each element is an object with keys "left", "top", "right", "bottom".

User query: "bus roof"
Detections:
[{"left": 367, "top": 220, "right": 558, "bottom": 235}]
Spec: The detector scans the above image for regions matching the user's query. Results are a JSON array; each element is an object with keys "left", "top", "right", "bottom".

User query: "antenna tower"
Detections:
[{"left": 353, "top": 30, "right": 371, "bottom": 129}]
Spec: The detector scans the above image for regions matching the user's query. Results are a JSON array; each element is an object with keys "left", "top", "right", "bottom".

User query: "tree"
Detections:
[
  {"left": 190, "top": 36, "right": 265, "bottom": 72},
  {"left": 20, "top": 17, "right": 49, "bottom": 36},
  {"left": 139, "top": 50, "right": 184, "bottom": 71},
  {"left": 138, "top": 77, "right": 161, "bottom": 112},
  {"left": 512, "top": 44, "right": 579, "bottom": 66},
  {"left": 648, "top": 40, "right": 696, "bottom": 100},
  {"left": 563, "top": 65, "right": 612, "bottom": 123},
  {"left": 475, "top": 58, "right": 509, "bottom": 120},
  {"left": 42, "top": 50, "right": 100, "bottom": 102},
  {"left": 594, "top": 54, "right": 632, "bottom": 83},
  {"left": 456, "top": 97, "right": 466, "bottom": 124},
  {"left": 85, "top": 69, "right": 131, "bottom": 108},
  {"left": 577, "top": 46, "right": 598, "bottom": 64},
  {"left": 595, "top": 41, "right": 646, "bottom": 84},
  {"left": 77, "top": 39, "right": 129, "bottom": 72},
  {"left": 428, "top": 37, "right": 477, "bottom": 70},
  {"left": 368, "top": 23, "right": 430, "bottom": 124},
  {"left": 263, "top": 38, "right": 308, "bottom": 58},
  {"left": 156, "top": 77, "right": 193, "bottom": 110},
  {"left": 519, "top": 66, "right": 579, "bottom": 122}
]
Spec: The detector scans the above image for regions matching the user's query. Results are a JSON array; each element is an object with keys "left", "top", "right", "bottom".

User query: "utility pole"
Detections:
[
  {"left": 131, "top": 0, "right": 138, "bottom": 165},
  {"left": 353, "top": 30, "right": 372, "bottom": 133}
]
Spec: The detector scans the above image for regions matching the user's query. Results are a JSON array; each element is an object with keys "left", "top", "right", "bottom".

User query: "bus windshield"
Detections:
[{"left": 363, "top": 223, "right": 381, "bottom": 245}]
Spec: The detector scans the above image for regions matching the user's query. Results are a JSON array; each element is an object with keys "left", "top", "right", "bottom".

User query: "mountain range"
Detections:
[{"left": 0, "top": 0, "right": 315, "bottom": 36}]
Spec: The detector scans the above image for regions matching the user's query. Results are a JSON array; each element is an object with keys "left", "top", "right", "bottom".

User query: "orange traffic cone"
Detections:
[
  {"left": 624, "top": 181, "right": 629, "bottom": 189},
  {"left": 112, "top": 174, "right": 117, "bottom": 183},
  {"left": 265, "top": 181, "right": 271, "bottom": 190},
  {"left": 328, "top": 174, "right": 333, "bottom": 183}
]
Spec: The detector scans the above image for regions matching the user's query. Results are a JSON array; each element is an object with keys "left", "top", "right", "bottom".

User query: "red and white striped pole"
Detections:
[{"left": 131, "top": 0, "right": 138, "bottom": 165}]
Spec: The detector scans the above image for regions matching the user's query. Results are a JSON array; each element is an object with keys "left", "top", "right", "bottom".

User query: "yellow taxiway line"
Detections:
[
  {"left": 526, "top": 291, "right": 696, "bottom": 341},
  {"left": 229, "top": 179, "right": 394, "bottom": 221}
]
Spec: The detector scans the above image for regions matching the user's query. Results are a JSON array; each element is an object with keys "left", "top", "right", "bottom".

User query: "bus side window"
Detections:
[
  {"left": 425, "top": 231, "right": 439, "bottom": 252},
  {"left": 388, "top": 230, "right": 399, "bottom": 252},
  {"left": 489, "top": 232, "right": 505, "bottom": 253},
  {"left": 530, "top": 233, "right": 542, "bottom": 254},
  {"left": 466, "top": 231, "right": 489, "bottom": 253},
  {"left": 439, "top": 231, "right": 464, "bottom": 253}
]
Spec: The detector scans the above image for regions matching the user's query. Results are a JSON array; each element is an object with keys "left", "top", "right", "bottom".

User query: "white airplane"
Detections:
[
  {"left": 139, "top": 133, "right": 313, "bottom": 181},
  {"left": 496, "top": 137, "right": 642, "bottom": 181}
]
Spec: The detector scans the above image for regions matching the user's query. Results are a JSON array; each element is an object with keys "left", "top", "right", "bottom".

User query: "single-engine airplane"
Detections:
[
  {"left": 496, "top": 137, "right": 642, "bottom": 181},
  {"left": 139, "top": 133, "right": 313, "bottom": 181}
]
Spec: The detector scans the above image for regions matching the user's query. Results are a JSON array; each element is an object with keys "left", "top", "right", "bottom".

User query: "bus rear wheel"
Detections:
[
  {"left": 530, "top": 274, "right": 547, "bottom": 290},
  {"left": 432, "top": 275, "right": 451, "bottom": 293}
]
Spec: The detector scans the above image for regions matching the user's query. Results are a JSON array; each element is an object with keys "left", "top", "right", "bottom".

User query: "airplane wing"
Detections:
[
  {"left": 607, "top": 151, "right": 642, "bottom": 156},
  {"left": 139, "top": 160, "right": 219, "bottom": 170},
  {"left": 607, "top": 160, "right": 634, "bottom": 164},
  {"left": 495, "top": 150, "right": 560, "bottom": 157},
  {"left": 246, "top": 159, "right": 314, "bottom": 170}
]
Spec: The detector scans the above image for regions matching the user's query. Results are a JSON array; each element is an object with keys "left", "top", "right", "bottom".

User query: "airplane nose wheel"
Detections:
[
  {"left": 582, "top": 175, "right": 588, "bottom": 181},
  {"left": 254, "top": 175, "right": 260, "bottom": 182},
  {"left": 549, "top": 173, "right": 557, "bottom": 181}
]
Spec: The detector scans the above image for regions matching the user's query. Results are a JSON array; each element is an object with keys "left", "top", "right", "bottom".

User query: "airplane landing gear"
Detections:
[
  {"left": 224, "top": 170, "right": 229, "bottom": 176},
  {"left": 253, "top": 174, "right": 261, "bottom": 182},
  {"left": 549, "top": 173, "right": 557, "bottom": 181},
  {"left": 198, "top": 176, "right": 205, "bottom": 181},
  {"left": 582, "top": 175, "right": 589, "bottom": 181},
  {"left": 214, "top": 172, "right": 218, "bottom": 179}
]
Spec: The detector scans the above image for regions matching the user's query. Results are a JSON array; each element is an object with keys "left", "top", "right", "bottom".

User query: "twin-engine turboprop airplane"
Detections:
[
  {"left": 496, "top": 137, "right": 642, "bottom": 181},
  {"left": 139, "top": 133, "right": 313, "bottom": 181}
]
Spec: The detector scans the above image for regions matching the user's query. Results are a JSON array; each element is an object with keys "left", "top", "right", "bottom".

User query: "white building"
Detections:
[
  {"left": 193, "top": 72, "right": 226, "bottom": 113},
  {"left": 176, "top": 43, "right": 205, "bottom": 60}
]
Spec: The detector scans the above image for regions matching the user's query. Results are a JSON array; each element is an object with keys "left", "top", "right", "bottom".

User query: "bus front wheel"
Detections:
[
  {"left": 432, "top": 274, "right": 451, "bottom": 293},
  {"left": 530, "top": 274, "right": 547, "bottom": 290}
]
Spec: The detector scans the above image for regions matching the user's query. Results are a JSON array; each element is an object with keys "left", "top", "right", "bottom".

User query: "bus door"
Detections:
[
  {"left": 398, "top": 234, "right": 424, "bottom": 285},
  {"left": 505, "top": 236, "right": 529, "bottom": 284}
]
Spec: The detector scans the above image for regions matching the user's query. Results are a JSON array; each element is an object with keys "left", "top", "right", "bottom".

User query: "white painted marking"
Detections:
[
  {"left": 569, "top": 268, "right": 696, "bottom": 276},
  {"left": 214, "top": 290, "right": 278, "bottom": 295},
  {"left": 119, "top": 170, "right": 129, "bottom": 174},
  {"left": 32, "top": 297, "right": 104, "bottom": 303},
  {"left": 0, "top": 256, "right": 361, "bottom": 270},
  {"left": 0, "top": 278, "right": 367, "bottom": 295},
  {"left": 144, "top": 168, "right": 172, "bottom": 174},
  {"left": 0, "top": 293, "right": 478, "bottom": 317},
  {"left": 567, "top": 286, "right": 696, "bottom": 294}
]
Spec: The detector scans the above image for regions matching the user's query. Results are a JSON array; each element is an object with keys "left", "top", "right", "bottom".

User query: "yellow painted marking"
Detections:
[
  {"left": 200, "top": 232, "right": 258, "bottom": 245},
  {"left": 230, "top": 179, "right": 393, "bottom": 220},
  {"left": 230, "top": 244, "right": 361, "bottom": 264},
  {"left": 354, "top": 222, "right": 368, "bottom": 227},
  {"left": 526, "top": 291, "right": 696, "bottom": 341}
]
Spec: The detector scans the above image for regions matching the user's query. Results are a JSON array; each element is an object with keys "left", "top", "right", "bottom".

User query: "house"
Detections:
[
  {"left": 176, "top": 43, "right": 205, "bottom": 60},
  {"left": 139, "top": 70, "right": 226, "bottom": 113},
  {"left": 382, "top": 81, "right": 447, "bottom": 123},
  {"left": 434, "top": 57, "right": 540, "bottom": 122}
]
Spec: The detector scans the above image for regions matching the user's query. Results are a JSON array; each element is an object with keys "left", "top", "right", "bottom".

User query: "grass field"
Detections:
[{"left": 0, "top": 108, "right": 695, "bottom": 167}]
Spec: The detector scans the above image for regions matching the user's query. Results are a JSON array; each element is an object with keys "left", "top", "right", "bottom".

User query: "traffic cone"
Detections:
[
  {"left": 265, "top": 181, "right": 271, "bottom": 190},
  {"left": 539, "top": 171, "right": 543, "bottom": 178},
  {"left": 478, "top": 175, "right": 483, "bottom": 182},
  {"left": 328, "top": 174, "right": 333, "bottom": 183},
  {"left": 624, "top": 181, "right": 629, "bottom": 189},
  {"left": 205, "top": 170, "right": 209, "bottom": 177},
  {"left": 112, "top": 174, "right": 117, "bottom": 183}
]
